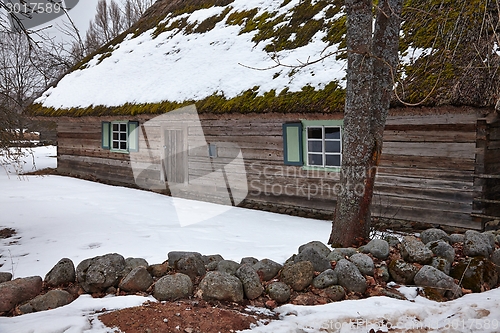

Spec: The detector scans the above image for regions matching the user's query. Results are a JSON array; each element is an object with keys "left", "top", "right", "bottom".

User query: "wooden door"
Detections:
[{"left": 164, "top": 129, "right": 186, "bottom": 184}]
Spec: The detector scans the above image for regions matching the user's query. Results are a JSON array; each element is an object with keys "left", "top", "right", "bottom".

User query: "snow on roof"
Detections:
[{"left": 36, "top": 0, "right": 346, "bottom": 109}]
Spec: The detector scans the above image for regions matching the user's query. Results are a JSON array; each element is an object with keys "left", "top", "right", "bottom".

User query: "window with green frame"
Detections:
[
  {"left": 101, "top": 121, "right": 139, "bottom": 153},
  {"left": 283, "top": 120, "right": 343, "bottom": 169}
]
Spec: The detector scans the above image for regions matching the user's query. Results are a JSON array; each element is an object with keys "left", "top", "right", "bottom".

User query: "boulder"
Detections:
[
  {"left": 167, "top": 251, "right": 203, "bottom": 267},
  {"left": 199, "top": 271, "right": 244, "bottom": 302},
  {"left": 147, "top": 262, "right": 169, "bottom": 278},
  {"left": 119, "top": 266, "right": 153, "bottom": 292},
  {"left": 23, "top": 290, "right": 73, "bottom": 313},
  {"left": 312, "top": 269, "right": 337, "bottom": 289},
  {"left": 335, "top": 259, "right": 367, "bottom": 293},
  {"left": 298, "top": 241, "right": 331, "bottom": 257},
  {"left": 349, "top": 253, "right": 374, "bottom": 276},
  {"left": 376, "top": 264, "right": 390, "bottom": 282},
  {"left": 281, "top": 261, "right": 315, "bottom": 291},
  {"left": 253, "top": 259, "right": 282, "bottom": 281},
  {"left": 420, "top": 228, "right": 450, "bottom": 244},
  {"left": 414, "top": 265, "right": 462, "bottom": 299},
  {"left": 266, "top": 282, "right": 290, "bottom": 303},
  {"left": 202, "top": 254, "right": 224, "bottom": 266},
  {"left": 176, "top": 254, "right": 206, "bottom": 279},
  {"left": 153, "top": 273, "right": 193, "bottom": 301},
  {"left": 76, "top": 253, "right": 126, "bottom": 293},
  {"left": 235, "top": 264, "right": 263, "bottom": 300},
  {"left": 388, "top": 259, "right": 419, "bottom": 285},
  {"left": 294, "top": 247, "right": 331, "bottom": 272},
  {"left": 482, "top": 232, "right": 496, "bottom": 250},
  {"left": 327, "top": 248, "right": 357, "bottom": 262},
  {"left": 122, "top": 257, "right": 149, "bottom": 277},
  {"left": 240, "top": 257, "right": 259, "bottom": 266},
  {"left": 361, "top": 239, "right": 390, "bottom": 260},
  {"left": 431, "top": 257, "right": 451, "bottom": 275},
  {"left": 450, "top": 257, "right": 498, "bottom": 293},
  {"left": 44, "top": 258, "right": 76, "bottom": 287},
  {"left": 449, "top": 234, "right": 465, "bottom": 244},
  {"left": 463, "top": 230, "right": 493, "bottom": 257},
  {"left": 0, "top": 272, "right": 12, "bottom": 284},
  {"left": 426, "top": 240, "right": 455, "bottom": 263},
  {"left": 217, "top": 260, "right": 240, "bottom": 275},
  {"left": 400, "top": 236, "right": 433, "bottom": 264},
  {"left": 0, "top": 276, "right": 42, "bottom": 312},
  {"left": 324, "top": 285, "right": 345, "bottom": 301},
  {"left": 492, "top": 249, "right": 500, "bottom": 274}
]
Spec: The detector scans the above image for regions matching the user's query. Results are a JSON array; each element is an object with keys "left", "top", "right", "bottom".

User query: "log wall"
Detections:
[{"left": 55, "top": 107, "right": 495, "bottom": 230}]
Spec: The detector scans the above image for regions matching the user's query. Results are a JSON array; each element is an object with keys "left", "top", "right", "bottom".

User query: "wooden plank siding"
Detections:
[
  {"left": 54, "top": 108, "right": 494, "bottom": 230},
  {"left": 483, "top": 117, "right": 500, "bottom": 219}
]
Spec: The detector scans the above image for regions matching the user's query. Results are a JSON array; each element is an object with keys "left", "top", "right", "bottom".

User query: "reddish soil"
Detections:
[{"left": 98, "top": 299, "right": 278, "bottom": 333}]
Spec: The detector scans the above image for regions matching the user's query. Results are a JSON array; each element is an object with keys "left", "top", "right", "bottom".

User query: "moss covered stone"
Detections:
[{"left": 450, "top": 257, "right": 499, "bottom": 293}]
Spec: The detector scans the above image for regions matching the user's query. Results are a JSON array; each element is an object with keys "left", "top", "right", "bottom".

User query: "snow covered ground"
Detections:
[{"left": 0, "top": 146, "right": 499, "bottom": 333}]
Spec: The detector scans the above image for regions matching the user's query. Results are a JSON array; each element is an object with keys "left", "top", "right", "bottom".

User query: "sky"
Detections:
[{"left": 0, "top": 147, "right": 500, "bottom": 333}]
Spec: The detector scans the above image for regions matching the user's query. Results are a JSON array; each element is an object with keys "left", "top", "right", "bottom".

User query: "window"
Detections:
[
  {"left": 282, "top": 120, "right": 343, "bottom": 169},
  {"left": 306, "top": 126, "right": 342, "bottom": 167},
  {"left": 101, "top": 121, "right": 139, "bottom": 153}
]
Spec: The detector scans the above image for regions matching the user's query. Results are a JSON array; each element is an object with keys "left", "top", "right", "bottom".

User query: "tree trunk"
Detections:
[{"left": 328, "top": 0, "right": 402, "bottom": 247}]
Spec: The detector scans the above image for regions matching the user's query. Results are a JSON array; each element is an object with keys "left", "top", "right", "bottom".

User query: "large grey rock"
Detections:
[
  {"left": 294, "top": 247, "right": 331, "bottom": 272},
  {"left": 420, "top": 229, "right": 450, "bottom": 244},
  {"left": 324, "top": 285, "right": 345, "bottom": 301},
  {"left": 176, "top": 254, "right": 206, "bottom": 279},
  {"left": 349, "top": 253, "right": 374, "bottom": 276},
  {"left": 44, "top": 258, "right": 76, "bottom": 287},
  {"left": 449, "top": 234, "right": 465, "bottom": 244},
  {"left": 76, "top": 253, "right": 126, "bottom": 293},
  {"left": 482, "top": 232, "right": 496, "bottom": 250},
  {"left": 153, "top": 273, "right": 193, "bottom": 301},
  {"left": 167, "top": 251, "right": 203, "bottom": 267},
  {"left": 414, "top": 265, "right": 462, "bottom": 299},
  {"left": 235, "top": 264, "right": 263, "bottom": 300},
  {"left": 199, "top": 271, "right": 244, "bottom": 302},
  {"left": 147, "top": 262, "right": 169, "bottom": 278},
  {"left": 0, "top": 276, "right": 42, "bottom": 312},
  {"left": 122, "top": 257, "right": 149, "bottom": 277},
  {"left": 335, "top": 259, "right": 367, "bottom": 293},
  {"left": 0, "top": 272, "right": 12, "bottom": 284},
  {"left": 26, "top": 290, "right": 73, "bottom": 312},
  {"left": 266, "top": 282, "right": 290, "bottom": 303},
  {"left": 450, "top": 257, "right": 498, "bottom": 293},
  {"left": 400, "top": 236, "right": 433, "bottom": 264},
  {"left": 376, "top": 264, "right": 390, "bottom": 282},
  {"left": 253, "top": 259, "right": 282, "bottom": 281},
  {"left": 281, "top": 261, "right": 315, "bottom": 291},
  {"left": 361, "top": 239, "right": 390, "bottom": 260},
  {"left": 119, "top": 266, "right": 153, "bottom": 292},
  {"left": 427, "top": 240, "right": 455, "bottom": 263},
  {"left": 217, "top": 260, "right": 240, "bottom": 275},
  {"left": 202, "top": 254, "right": 224, "bottom": 265},
  {"left": 388, "top": 259, "right": 419, "bottom": 285},
  {"left": 240, "top": 257, "right": 259, "bottom": 266},
  {"left": 312, "top": 269, "right": 337, "bottom": 289},
  {"left": 492, "top": 249, "right": 500, "bottom": 274},
  {"left": 431, "top": 257, "right": 451, "bottom": 275},
  {"left": 327, "top": 248, "right": 357, "bottom": 262},
  {"left": 298, "top": 241, "right": 331, "bottom": 257},
  {"left": 464, "top": 230, "right": 493, "bottom": 257}
]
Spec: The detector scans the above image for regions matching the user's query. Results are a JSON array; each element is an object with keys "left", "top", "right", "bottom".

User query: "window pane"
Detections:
[
  {"left": 120, "top": 123, "right": 127, "bottom": 132},
  {"left": 113, "top": 123, "right": 118, "bottom": 131},
  {"left": 325, "top": 141, "right": 341, "bottom": 153},
  {"left": 120, "top": 133, "right": 127, "bottom": 141},
  {"left": 325, "top": 154, "right": 341, "bottom": 167},
  {"left": 113, "top": 133, "right": 119, "bottom": 140},
  {"left": 307, "top": 127, "right": 323, "bottom": 139},
  {"left": 120, "top": 142, "right": 127, "bottom": 150},
  {"left": 308, "top": 154, "right": 323, "bottom": 166},
  {"left": 325, "top": 127, "right": 341, "bottom": 139},
  {"left": 308, "top": 141, "right": 323, "bottom": 152},
  {"left": 112, "top": 142, "right": 119, "bottom": 149}
]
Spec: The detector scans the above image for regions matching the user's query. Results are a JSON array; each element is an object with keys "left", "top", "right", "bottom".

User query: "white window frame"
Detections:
[
  {"left": 305, "top": 125, "right": 342, "bottom": 168},
  {"left": 111, "top": 121, "right": 129, "bottom": 152}
]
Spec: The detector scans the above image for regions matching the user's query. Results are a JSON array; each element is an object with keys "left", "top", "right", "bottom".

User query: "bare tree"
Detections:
[{"left": 328, "top": 0, "right": 403, "bottom": 247}]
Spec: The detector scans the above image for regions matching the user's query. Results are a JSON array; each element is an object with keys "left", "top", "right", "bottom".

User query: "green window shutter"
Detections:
[
  {"left": 128, "top": 121, "right": 140, "bottom": 152},
  {"left": 101, "top": 121, "right": 111, "bottom": 149},
  {"left": 283, "top": 122, "right": 303, "bottom": 166}
]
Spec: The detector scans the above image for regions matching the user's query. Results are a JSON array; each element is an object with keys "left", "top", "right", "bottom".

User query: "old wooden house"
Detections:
[{"left": 33, "top": 0, "right": 500, "bottom": 230}]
